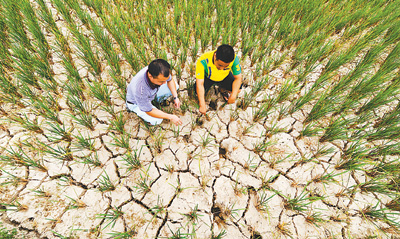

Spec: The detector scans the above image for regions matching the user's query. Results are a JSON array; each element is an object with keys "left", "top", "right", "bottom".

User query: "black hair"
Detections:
[
  {"left": 215, "top": 44, "right": 235, "bottom": 63},
  {"left": 148, "top": 59, "right": 170, "bottom": 78}
]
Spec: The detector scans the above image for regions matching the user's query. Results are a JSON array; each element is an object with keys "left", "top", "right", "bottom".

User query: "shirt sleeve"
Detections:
[
  {"left": 231, "top": 55, "right": 242, "bottom": 75},
  {"left": 195, "top": 59, "right": 205, "bottom": 79},
  {"left": 135, "top": 85, "right": 153, "bottom": 112}
]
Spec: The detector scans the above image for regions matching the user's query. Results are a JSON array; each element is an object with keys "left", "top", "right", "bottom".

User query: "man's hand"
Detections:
[
  {"left": 199, "top": 105, "right": 207, "bottom": 115},
  {"left": 227, "top": 95, "right": 236, "bottom": 104},
  {"left": 169, "top": 114, "right": 182, "bottom": 125},
  {"left": 173, "top": 98, "right": 181, "bottom": 109}
]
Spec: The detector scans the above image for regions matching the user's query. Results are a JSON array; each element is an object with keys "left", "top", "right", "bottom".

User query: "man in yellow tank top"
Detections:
[{"left": 195, "top": 44, "right": 242, "bottom": 114}]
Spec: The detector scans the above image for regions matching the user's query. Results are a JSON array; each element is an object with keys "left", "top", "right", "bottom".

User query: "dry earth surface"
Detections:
[{"left": 0, "top": 0, "right": 399, "bottom": 239}]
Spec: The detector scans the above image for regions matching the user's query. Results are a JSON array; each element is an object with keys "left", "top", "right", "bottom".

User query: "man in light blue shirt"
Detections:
[{"left": 126, "top": 59, "right": 182, "bottom": 125}]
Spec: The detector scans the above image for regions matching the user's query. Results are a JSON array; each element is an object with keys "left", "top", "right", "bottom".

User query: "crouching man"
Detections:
[{"left": 126, "top": 59, "right": 182, "bottom": 125}]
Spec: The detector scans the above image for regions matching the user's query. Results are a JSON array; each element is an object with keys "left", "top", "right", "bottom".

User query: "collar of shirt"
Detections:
[{"left": 145, "top": 70, "right": 159, "bottom": 90}]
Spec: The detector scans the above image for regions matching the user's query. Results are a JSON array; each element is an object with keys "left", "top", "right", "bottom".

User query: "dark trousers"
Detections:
[{"left": 196, "top": 72, "right": 242, "bottom": 93}]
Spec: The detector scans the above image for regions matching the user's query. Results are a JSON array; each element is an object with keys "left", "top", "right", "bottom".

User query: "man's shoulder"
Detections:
[
  {"left": 134, "top": 66, "right": 148, "bottom": 79},
  {"left": 198, "top": 51, "right": 214, "bottom": 61}
]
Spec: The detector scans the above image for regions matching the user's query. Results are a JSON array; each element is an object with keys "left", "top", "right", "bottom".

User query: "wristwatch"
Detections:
[{"left": 173, "top": 96, "right": 178, "bottom": 100}]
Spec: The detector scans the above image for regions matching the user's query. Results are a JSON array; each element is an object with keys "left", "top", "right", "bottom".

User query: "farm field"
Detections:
[{"left": 0, "top": 0, "right": 400, "bottom": 238}]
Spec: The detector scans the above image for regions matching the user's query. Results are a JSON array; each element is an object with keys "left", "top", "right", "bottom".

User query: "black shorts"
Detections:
[{"left": 198, "top": 72, "right": 242, "bottom": 92}]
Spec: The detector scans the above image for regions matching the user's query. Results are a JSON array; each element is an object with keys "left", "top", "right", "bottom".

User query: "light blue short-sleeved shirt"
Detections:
[{"left": 126, "top": 66, "right": 171, "bottom": 112}]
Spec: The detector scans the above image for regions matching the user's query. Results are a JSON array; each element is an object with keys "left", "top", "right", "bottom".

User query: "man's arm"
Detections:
[
  {"left": 228, "top": 73, "right": 242, "bottom": 104},
  {"left": 196, "top": 78, "right": 207, "bottom": 114},
  {"left": 167, "top": 79, "right": 180, "bottom": 108},
  {"left": 146, "top": 108, "right": 182, "bottom": 125}
]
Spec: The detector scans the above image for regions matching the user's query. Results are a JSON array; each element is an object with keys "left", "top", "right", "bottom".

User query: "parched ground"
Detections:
[{"left": 0, "top": 0, "right": 400, "bottom": 239}]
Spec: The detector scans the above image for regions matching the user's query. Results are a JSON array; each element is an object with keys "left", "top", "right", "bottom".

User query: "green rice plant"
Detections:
[
  {"left": 46, "top": 121, "right": 73, "bottom": 142},
  {"left": 196, "top": 131, "right": 216, "bottom": 149},
  {"left": 288, "top": 88, "right": 316, "bottom": 115},
  {"left": 134, "top": 167, "right": 153, "bottom": 194},
  {"left": 149, "top": 129, "right": 165, "bottom": 154},
  {"left": 255, "top": 190, "right": 276, "bottom": 213},
  {"left": 35, "top": 0, "right": 74, "bottom": 65},
  {"left": 386, "top": 198, "right": 400, "bottom": 211},
  {"left": 211, "top": 230, "right": 227, "bottom": 239},
  {"left": 252, "top": 101, "right": 271, "bottom": 123},
  {"left": 79, "top": 152, "right": 102, "bottom": 167},
  {"left": 342, "top": 140, "right": 370, "bottom": 160},
  {"left": 1, "top": 0, "right": 33, "bottom": 51},
  {"left": 277, "top": 103, "right": 290, "bottom": 121},
  {"left": 0, "top": 223, "right": 17, "bottom": 239},
  {"left": 282, "top": 188, "right": 324, "bottom": 213},
  {"left": 69, "top": 26, "right": 102, "bottom": 77},
  {"left": 69, "top": 110, "right": 95, "bottom": 131},
  {"left": 265, "top": 120, "right": 287, "bottom": 138},
  {"left": 275, "top": 78, "right": 297, "bottom": 104},
  {"left": 110, "top": 132, "right": 130, "bottom": 151},
  {"left": 67, "top": 94, "right": 91, "bottom": 115},
  {"left": 319, "top": 116, "right": 354, "bottom": 143},
  {"left": 20, "top": 0, "right": 51, "bottom": 59},
  {"left": 253, "top": 138, "right": 277, "bottom": 154},
  {"left": 96, "top": 206, "right": 124, "bottom": 229},
  {"left": 338, "top": 42, "right": 400, "bottom": 114},
  {"left": 107, "top": 230, "right": 137, "bottom": 239},
  {"left": 102, "top": 13, "right": 139, "bottom": 72},
  {"left": 66, "top": 195, "right": 87, "bottom": 210},
  {"left": 238, "top": 76, "right": 269, "bottom": 110},
  {"left": 305, "top": 211, "right": 326, "bottom": 227},
  {"left": 108, "top": 112, "right": 126, "bottom": 134},
  {"left": 11, "top": 44, "right": 40, "bottom": 89},
  {"left": 52, "top": 0, "right": 74, "bottom": 24},
  {"left": 121, "top": 146, "right": 143, "bottom": 171},
  {"left": 335, "top": 156, "right": 371, "bottom": 172},
  {"left": 0, "top": 169, "right": 27, "bottom": 187},
  {"left": 32, "top": 187, "right": 51, "bottom": 198},
  {"left": 374, "top": 102, "right": 400, "bottom": 129},
  {"left": 64, "top": 78, "right": 85, "bottom": 100},
  {"left": 304, "top": 91, "right": 343, "bottom": 124},
  {"left": 243, "top": 154, "right": 258, "bottom": 172},
  {"left": 313, "top": 145, "right": 336, "bottom": 159},
  {"left": 367, "top": 124, "right": 400, "bottom": 142},
  {"left": 328, "top": 43, "right": 388, "bottom": 104},
  {"left": 369, "top": 142, "right": 400, "bottom": 158},
  {"left": 360, "top": 204, "right": 400, "bottom": 229},
  {"left": 0, "top": 73, "right": 23, "bottom": 106},
  {"left": 109, "top": 71, "right": 126, "bottom": 101},
  {"left": 39, "top": 141, "right": 73, "bottom": 161},
  {"left": 182, "top": 204, "right": 203, "bottom": 226},
  {"left": 19, "top": 4, "right": 58, "bottom": 94},
  {"left": 0, "top": 201, "right": 27, "bottom": 212},
  {"left": 358, "top": 177, "right": 397, "bottom": 197},
  {"left": 8, "top": 113, "right": 43, "bottom": 134},
  {"left": 356, "top": 76, "right": 400, "bottom": 115},
  {"left": 0, "top": 146, "right": 46, "bottom": 171},
  {"left": 87, "top": 80, "right": 112, "bottom": 107},
  {"left": 64, "top": 0, "right": 90, "bottom": 27},
  {"left": 310, "top": 170, "right": 347, "bottom": 185},
  {"left": 0, "top": 13, "right": 12, "bottom": 70},
  {"left": 88, "top": 17, "right": 121, "bottom": 75},
  {"left": 59, "top": 49, "right": 82, "bottom": 84},
  {"left": 73, "top": 131, "right": 96, "bottom": 152},
  {"left": 164, "top": 225, "right": 192, "bottom": 239},
  {"left": 145, "top": 196, "right": 165, "bottom": 230},
  {"left": 29, "top": 96, "right": 62, "bottom": 124},
  {"left": 97, "top": 171, "right": 116, "bottom": 192},
  {"left": 297, "top": 122, "right": 323, "bottom": 139}
]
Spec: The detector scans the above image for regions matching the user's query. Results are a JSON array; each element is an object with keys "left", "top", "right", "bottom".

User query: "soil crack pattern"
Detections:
[{"left": 1, "top": 0, "right": 400, "bottom": 238}]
